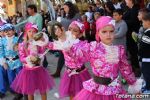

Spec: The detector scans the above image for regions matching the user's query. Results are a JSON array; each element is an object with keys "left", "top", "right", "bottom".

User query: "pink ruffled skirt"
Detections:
[
  {"left": 74, "top": 89, "right": 130, "bottom": 100},
  {"left": 11, "top": 67, "right": 55, "bottom": 95},
  {"left": 59, "top": 68, "right": 91, "bottom": 98}
]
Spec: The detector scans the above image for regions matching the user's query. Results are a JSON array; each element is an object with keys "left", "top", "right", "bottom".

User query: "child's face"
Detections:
[
  {"left": 54, "top": 26, "right": 63, "bottom": 38},
  {"left": 27, "top": 28, "right": 37, "bottom": 39},
  {"left": 0, "top": 31, "right": 5, "bottom": 37},
  {"left": 138, "top": 12, "right": 143, "bottom": 21},
  {"left": 68, "top": 25, "right": 81, "bottom": 39},
  {"left": 142, "top": 20, "right": 150, "bottom": 29},
  {"left": 94, "top": 14, "right": 100, "bottom": 21},
  {"left": 125, "top": 0, "right": 132, "bottom": 8},
  {"left": 113, "top": 12, "right": 122, "bottom": 22},
  {"left": 98, "top": 25, "right": 115, "bottom": 45},
  {"left": 81, "top": 16, "right": 87, "bottom": 22},
  {"left": 3, "top": 31, "right": 7, "bottom": 36},
  {"left": 6, "top": 30, "right": 15, "bottom": 37},
  {"left": 63, "top": 5, "right": 69, "bottom": 14}
]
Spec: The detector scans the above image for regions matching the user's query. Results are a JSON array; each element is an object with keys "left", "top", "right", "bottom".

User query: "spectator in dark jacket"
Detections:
[
  {"left": 123, "top": 0, "right": 141, "bottom": 77},
  {"left": 104, "top": 1, "right": 115, "bottom": 17}
]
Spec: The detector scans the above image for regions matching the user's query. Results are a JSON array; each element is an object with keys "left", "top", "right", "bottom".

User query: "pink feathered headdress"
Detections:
[
  {"left": 69, "top": 21, "right": 85, "bottom": 33},
  {"left": 25, "top": 22, "right": 38, "bottom": 31},
  {"left": 24, "top": 22, "right": 38, "bottom": 38},
  {"left": 96, "top": 16, "right": 115, "bottom": 42}
]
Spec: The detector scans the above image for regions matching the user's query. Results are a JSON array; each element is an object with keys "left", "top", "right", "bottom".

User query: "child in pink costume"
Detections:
[
  {"left": 11, "top": 23, "right": 55, "bottom": 100},
  {"left": 73, "top": 16, "right": 138, "bottom": 100},
  {"left": 42, "top": 21, "right": 91, "bottom": 99}
]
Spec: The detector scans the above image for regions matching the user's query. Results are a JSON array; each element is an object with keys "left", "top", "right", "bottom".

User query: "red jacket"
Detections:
[{"left": 83, "top": 21, "right": 90, "bottom": 32}]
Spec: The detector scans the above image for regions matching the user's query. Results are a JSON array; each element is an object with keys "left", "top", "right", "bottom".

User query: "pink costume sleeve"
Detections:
[
  {"left": 19, "top": 42, "right": 43, "bottom": 66},
  {"left": 119, "top": 46, "right": 136, "bottom": 85},
  {"left": 18, "top": 43, "right": 27, "bottom": 64},
  {"left": 59, "top": 41, "right": 90, "bottom": 69},
  {"left": 72, "top": 41, "right": 90, "bottom": 65},
  {"left": 46, "top": 42, "right": 67, "bottom": 51}
]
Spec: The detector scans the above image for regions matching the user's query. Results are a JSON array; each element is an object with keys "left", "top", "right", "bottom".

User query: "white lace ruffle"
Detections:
[
  {"left": 53, "top": 31, "right": 79, "bottom": 51},
  {"left": 6, "top": 36, "right": 14, "bottom": 50},
  {"left": 101, "top": 42, "right": 119, "bottom": 63}
]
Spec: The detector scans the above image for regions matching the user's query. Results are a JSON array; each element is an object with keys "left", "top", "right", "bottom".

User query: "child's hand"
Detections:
[{"left": 3, "top": 63, "right": 8, "bottom": 70}]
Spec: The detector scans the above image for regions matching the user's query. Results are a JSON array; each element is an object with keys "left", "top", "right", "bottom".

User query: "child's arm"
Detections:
[
  {"left": 0, "top": 38, "right": 8, "bottom": 69},
  {"left": 15, "top": 20, "right": 27, "bottom": 31},
  {"left": 35, "top": 14, "right": 43, "bottom": 31},
  {"left": 71, "top": 41, "right": 91, "bottom": 67},
  {"left": 18, "top": 43, "right": 28, "bottom": 64},
  {"left": 33, "top": 33, "right": 55, "bottom": 50},
  {"left": 0, "top": 38, "right": 6, "bottom": 67},
  {"left": 119, "top": 46, "right": 136, "bottom": 85},
  {"left": 33, "top": 32, "right": 73, "bottom": 51},
  {"left": 19, "top": 42, "right": 40, "bottom": 67}
]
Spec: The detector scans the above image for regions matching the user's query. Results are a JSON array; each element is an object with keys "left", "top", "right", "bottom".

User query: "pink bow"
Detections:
[
  {"left": 69, "top": 21, "right": 85, "bottom": 33},
  {"left": 25, "top": 22, "right": 38, "bottom": 31}
]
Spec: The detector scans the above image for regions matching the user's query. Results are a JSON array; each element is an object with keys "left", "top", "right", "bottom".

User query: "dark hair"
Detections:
[
  {"left": 82, "top": 14, "right": 87, "bottom": 19},
  {"left": 27, "top": 4, "right": 37, "bottom": 13},
  {"left": 130, "top": 0, "right": 141, "bottom": 6},
  {"left": 113, "top": 9, "right": 123, "bottom": 15},
  {"left": 17, "top": 12, "right": 22, "bottom": 17},
  {"left": 105, "top": 1, "right": 115, "bottom": 12},
  {"left": 64, "top": 1, "right": 78, "bottom": 19},
  {"left": 60, "top": 8, "right": 64, "bottom": 11},
  {"left": 57, "top": 4, "right": 61, "bottom": 8},
  {"left": 88, "top": 6, "right": 93, "bottom": 12},
  {"left": 139, "top": 8, "right": 150, "bottom": 14},
  {"left": 143, "top": 12, "right": 150, "bottom": 21},
  {"left": 131, "top": 0, "right": 136, "bottom": 4},
  {"left": 91, "top": 3, "right": 96, "bottom": 7},
  {"left": 51, "top": 22, "right": 63, "bottom": 40}
]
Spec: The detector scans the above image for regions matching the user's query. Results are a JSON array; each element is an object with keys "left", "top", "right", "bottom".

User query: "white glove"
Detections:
[
  {"left": 128, "top": 78, "right": 144, "bottom": 94},
  {"left": 68, "top": 69, "right": 79, "bottom": 77}
]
